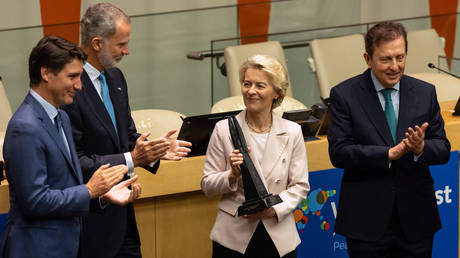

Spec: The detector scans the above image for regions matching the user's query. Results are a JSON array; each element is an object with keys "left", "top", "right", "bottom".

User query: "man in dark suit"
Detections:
[
  {"left": 328, "top": 22, "right": 451, "bottom": 258},
  {"left": 62, "top": 3, "right": 191, "bottom": 258},
  {"left": 0, "top": 36, "right": 139, "bottom": 258}
]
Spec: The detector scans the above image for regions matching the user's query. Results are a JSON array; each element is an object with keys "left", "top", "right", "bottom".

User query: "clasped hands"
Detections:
[
  {"left": 86, "top": 129, "right": 192, "bottom": 206},
  {"left": 86, "top": 164, "right": 141, "bottom": 205},
  {"left": 131, "top": 129, "right": 192, "bottom": 167},
  {"left": 389, "top": 122, "right": 428, "bottom": 161}
]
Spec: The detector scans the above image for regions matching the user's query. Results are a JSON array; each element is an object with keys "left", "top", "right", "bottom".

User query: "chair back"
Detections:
[
  {"left": 211, "top": 96, "right": 307, "bottom": 117},
  {"left": 310, "top": 34, "right": 367, "bottom": 99},
  {"left": 407, "top": 73, "right": 460, "bottom": 102},
  {"left": 224, "top": 41, "right": 293, "bottom": 97},
  {"left": 131, "top": 109, "right": 185, "bottom": 138},
  {"left": 0, "top": 78, "right": 12, "bottom": 132},
  {"left": 0, "top": 131, "right": 5, "bottom": 160},
  {"left": 405, "top": 29, "right": 448, "bottom": 74}
]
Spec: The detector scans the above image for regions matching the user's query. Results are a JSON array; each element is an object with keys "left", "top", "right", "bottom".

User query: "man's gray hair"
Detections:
[{"left": 80, "top": 3, "right": 130, "bottom": 45}]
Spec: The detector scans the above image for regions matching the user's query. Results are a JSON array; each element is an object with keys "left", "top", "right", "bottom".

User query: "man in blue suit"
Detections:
[
  {"left": 328, "top": 22, "right": 450, "bottom": 257},
  {"left": 0, "top": 36, "right": 139, "bottom": 258}
]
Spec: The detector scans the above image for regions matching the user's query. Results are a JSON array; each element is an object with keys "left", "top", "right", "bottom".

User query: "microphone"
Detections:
[{"left": 427, "top": 63, "right": 460, "bottom": 79}]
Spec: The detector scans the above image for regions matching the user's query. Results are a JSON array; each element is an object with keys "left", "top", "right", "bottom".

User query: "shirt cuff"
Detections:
[
  {"left": 414, "top": 152, "right": 423, "bottom": 162},
  {"left": 99, "top": 197, "right": 109, "bottom": 209},
  {"left": 124, "top": 152, "right": 135, "bottom": 176},
  {"left": 149, "top": 160, "right": 158, "bottom": 167}
]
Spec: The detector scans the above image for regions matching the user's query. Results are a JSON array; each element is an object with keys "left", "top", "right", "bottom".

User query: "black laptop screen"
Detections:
[{"left": 177, "top": 110, "right": 242, "bottom": 156}]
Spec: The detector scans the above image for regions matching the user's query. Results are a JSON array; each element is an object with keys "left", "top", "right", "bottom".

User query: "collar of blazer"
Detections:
[
  {"left": 81, "top": 70, "right": 121, "bottom": 150},
  {"left": 235, "top": 109, "right": 290, "bottom": 185},
  {"left": 358, "top": 69, "right": 417, "bottom": 146},
  {"left": 26, "top": 94, "right": 81, "bottom": 182}
]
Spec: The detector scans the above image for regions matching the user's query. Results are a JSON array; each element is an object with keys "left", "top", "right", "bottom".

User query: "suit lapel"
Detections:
[
  {"left": 235, "top": 111, "right": 289, "bottom": 186},
  {"left": 397, "top": 75, "right": 417, "bottom": 143},
  {"left": 27, "top": 94, "right": 81, "bottom": 182},
  {"left": 260, "top": 114, "right": 288, "bottom": 178},
  {"left": 358, "top": 70, "right": 394, "bottom": 146},
  {"left": 60, "top": 110, "right": 84, "bottom": 184},
  {"left": 105, "top": 70, "right": 128, "bottom": 149},
  {"left": 81, "top": 71, "right": 121, "bottom": 149}
]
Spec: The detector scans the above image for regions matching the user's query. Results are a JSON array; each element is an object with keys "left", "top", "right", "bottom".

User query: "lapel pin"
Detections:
[{"left": 117, "top": 88, "right": 122, "bottom": 91}]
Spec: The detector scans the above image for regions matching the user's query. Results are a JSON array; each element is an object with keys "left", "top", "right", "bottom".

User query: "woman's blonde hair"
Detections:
[{"left": 239, "top": 54, "right": 289, "bottom": 109}]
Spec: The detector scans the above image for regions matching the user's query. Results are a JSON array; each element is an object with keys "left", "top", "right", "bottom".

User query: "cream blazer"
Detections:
[{"left": 201, "top": 110, "right": 310, "bottom": 256}]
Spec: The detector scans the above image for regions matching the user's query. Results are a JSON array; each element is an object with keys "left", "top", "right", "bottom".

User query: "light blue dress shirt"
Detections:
[
  {"left": 371, "top": 71, "right": 400, "bottom": 120},
  {"left": 83, "top": 62, "right": 157, "bottom": 175},
  {"left": 83, "top": 62, "right": 135, "bottom": 173},
  {"left": 370, "top": 71, "right": 421, "bottom": 163}
]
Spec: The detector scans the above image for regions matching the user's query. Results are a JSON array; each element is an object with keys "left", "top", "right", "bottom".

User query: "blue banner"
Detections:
[{"left": 296, "top": 151, "right": 459, "bottom": 258}]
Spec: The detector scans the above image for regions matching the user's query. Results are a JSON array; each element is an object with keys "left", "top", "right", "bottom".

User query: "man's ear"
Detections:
[
  {"left": 40, "top": 67, "right": 50, "bottom": 83},
  {"left": 90, "top": 37, "right": 104, "bottom": 52},
  {"left": 363, "top": 52, "right": 371, "bottom": 68}
]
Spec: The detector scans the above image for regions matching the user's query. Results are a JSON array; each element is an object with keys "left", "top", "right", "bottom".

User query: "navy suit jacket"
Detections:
[
  {"left": 328, "top": 69, "right": 451, "bottom": 242},
  {"left": 63, "top": 68, "right": 158, "bottom": 258},
  {"left": 0, "top": 93, "right": 91, "bottom": 258}
]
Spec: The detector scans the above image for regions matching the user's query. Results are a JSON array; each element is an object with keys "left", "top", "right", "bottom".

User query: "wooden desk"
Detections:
[
  {"left": 1, "top": 101, "right": 459, "bottom": 258},
  {"left": 133, "top": 136, "right": 332, "bottom": 258}
]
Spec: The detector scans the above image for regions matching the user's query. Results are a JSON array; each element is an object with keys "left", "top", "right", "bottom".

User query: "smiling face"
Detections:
[
  {"left": 97, "top": 19, "right": 131, "bottom": 68},
  {"left": 241, "top": 68, "right": 279, "bottom": 114},
  {"left": 41, "top": 58, "right": 83, "bottom": 107},
  {"left": 364, "top": 36, "right": 406, "bottom": 88}
]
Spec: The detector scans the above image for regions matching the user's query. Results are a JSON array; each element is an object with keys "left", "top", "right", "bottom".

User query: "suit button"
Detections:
[{"left": 282, "top": 158, "right": 286, "bottom": 163}]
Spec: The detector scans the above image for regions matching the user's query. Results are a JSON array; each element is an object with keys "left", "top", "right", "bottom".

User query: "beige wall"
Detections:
[
  {"left": 0, "top": 1, "right": 41, "bottom": 30},
  {"left": 0, "top": 1, "right": 457, "bottom": 117},
  {"left": 81, "top": 0, "right": 236, "bottom": 15},
  {"left": 360, "top": 0, "right": 430, "bottom": 23}
]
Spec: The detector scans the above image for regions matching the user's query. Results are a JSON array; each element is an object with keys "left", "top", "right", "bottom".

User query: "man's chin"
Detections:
[
  {"left": 384, "top": 75, "right": 401, "bottom": 85},
  {"left": 64, "top": 98, "right": 75, "bottom": 105},
  {"left": 98, "top": 56, "right": 121, "bottom": 69},
  {"left": 102, "top": 61, "right": 118, "bottom": 69},
  {"left": 108, "top": 61, "right": 121, "bottom": 69}
]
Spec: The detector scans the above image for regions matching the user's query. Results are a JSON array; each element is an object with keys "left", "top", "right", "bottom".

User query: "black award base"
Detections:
[{"left": 237, "top": 193, "right": 282, "bottom": 216}]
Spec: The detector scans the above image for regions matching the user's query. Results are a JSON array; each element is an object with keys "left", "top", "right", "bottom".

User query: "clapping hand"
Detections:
[
  {"left": 102, "top": 175, "right": 141, "bottom": 205},
  {"left": 131, "top": 132, "right": 170, "bottom": 166},
  {"left": 160, "top": 129, "right": 192, "bottom": 161},
  {"left": 403, "top": 122, "right": 428, "bottom": 155},
  {"left": 86, "top": 164, "right": 128, "bottom": 198}
]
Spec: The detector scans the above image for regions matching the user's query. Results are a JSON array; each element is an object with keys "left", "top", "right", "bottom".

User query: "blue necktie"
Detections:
[
  {"left": 55, "top": 112, "right": 71, "bottom": 159},
  {"left": 98, "top": 73, "right": 118, "bottom": 136},
  {"left": 381, "top": 88, "right": 397, "bottom": 143}
]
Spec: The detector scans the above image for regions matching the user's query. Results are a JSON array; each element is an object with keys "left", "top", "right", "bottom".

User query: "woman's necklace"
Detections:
[{"left": 246, "top": 116, "right": 272, "bottom": 133}]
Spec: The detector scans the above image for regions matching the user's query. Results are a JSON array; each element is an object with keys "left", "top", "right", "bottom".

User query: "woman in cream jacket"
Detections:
[{"left": 201, "top": 54, "right": 310, "bottom": 258}]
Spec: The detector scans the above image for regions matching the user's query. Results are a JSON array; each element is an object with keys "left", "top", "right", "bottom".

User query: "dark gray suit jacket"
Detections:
[{"left": 63, "top": 68, "right": 158, "bottom": 258}]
